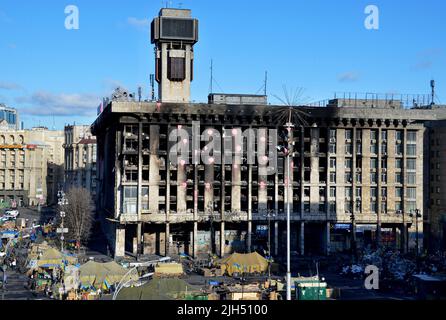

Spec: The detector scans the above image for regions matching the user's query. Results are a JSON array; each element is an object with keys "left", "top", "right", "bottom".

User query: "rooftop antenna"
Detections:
[
  {"left": 138, "top": 86, "right": 142, "bottom": 102},
  {"left": 209, "top": 59, "right": 213, "bottom": 94},
  {"left": 431, "top": 79, "right": 436, "bottom": 106},
  {"left": 264, "top": 71, "right": 268, "bottom": 96}
]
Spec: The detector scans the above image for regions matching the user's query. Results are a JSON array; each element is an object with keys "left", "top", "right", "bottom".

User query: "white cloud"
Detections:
[
  {"left": 414, "top": 48, "right": 443, "bottom": 70},
  {"left": 337, "top": 72, "right": 360, "bottom": 83},
  {"left": 16, "top": 91, "right": 100, "bottom": 117},
  {"left": 103, "top": 78, "right": 126, "bottom": 91},
  {"left": 0, "top": 81, "right": 22, "bottom": 90},
  {"left": 0, "top": 11, "right": 12, "bottom": 23},
  {"left": 127, "top": 17, "right": 150, "bottom": 29}
]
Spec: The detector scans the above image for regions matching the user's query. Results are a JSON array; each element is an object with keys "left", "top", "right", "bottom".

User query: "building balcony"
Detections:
[{"left": 120, "top": 213, "right": 139, "bottom": 223}]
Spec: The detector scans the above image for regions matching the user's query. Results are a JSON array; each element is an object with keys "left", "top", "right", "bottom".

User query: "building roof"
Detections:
[
  {"left": 92, "top": 100, "right": 446, "bottom": 135},
  {"left": 78, "top": 138, "right": 96, "bottom": 145}
]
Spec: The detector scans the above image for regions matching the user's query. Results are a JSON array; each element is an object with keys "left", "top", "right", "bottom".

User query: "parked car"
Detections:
[
  {"left": 5, "top": 210, "right": 19, "bottom": 218},
  {"left": 0, "top": 215, "right": 15, "bottom": 223}
]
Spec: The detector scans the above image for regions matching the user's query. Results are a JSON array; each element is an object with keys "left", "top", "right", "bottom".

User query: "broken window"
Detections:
[
  {"left": 122, "top": 186, "right": 137, "bottom": 215},
  {"left": 168, "top": 57, "right": 186, "bottom": 81}
]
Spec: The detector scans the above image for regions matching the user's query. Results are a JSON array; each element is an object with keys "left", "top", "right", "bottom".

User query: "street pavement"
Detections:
[{"left": 1, "top": 269, "right": 48, "bottom": 300}]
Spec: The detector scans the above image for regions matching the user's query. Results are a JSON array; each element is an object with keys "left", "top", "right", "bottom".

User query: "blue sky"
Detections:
[{"left": 0, "top": 0, "right": 445, "bottom": 129}]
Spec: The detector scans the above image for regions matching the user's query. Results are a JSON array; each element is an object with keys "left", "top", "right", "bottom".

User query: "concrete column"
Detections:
[
  {"left": 77, "top": 144, "right": 82, "bottom": 185},
  {"left": 387, "top": 130, "right": 396, "bottom": 213},
  {"left": 300, "top": 128, "right": 305, "bottom": 217},
  {"left": 362, "top": 129, "right": 371, "bottom": 214},
  {"left": 177, "top": 162, "right": 187, "bottom": 213},
  {"left": 336, "top": 129, "right": 346, "bottom": 218},
  {"left": 149, "top": 125, "right": 160, "bottom": 213},
  {"left": 166, "top": 139, "right": 171, "bottom": 221},
  {"left": 310, "top": 128, "right": 320, "bottom": 213},
  {"left": 258, "top": 128, "right": 268, "bottom": 214},
  {"left": 377, "top": 127, "right": 382, "bottom": 248},
  {"left": 165, "top": 223, "right": 170, "bottom": 256},
  {"left": 86, "top": 144, "right": 92, "bottom": 191},
  {"left": 220, "top": 221, "right": 225, "bottom": 257},
  {"left": 204, "top": 164, "right": 214, "bottom": 210},
  {"left": 115, "top": 227, "right": 125, "bottom": 258},
  {"left": 248, "top": 164, "right": 252, "bottom": 252},
  {"left": 274, "top": 221, "right": 279, "bottom": 256},
  {"left": 133, "top": 237, "right": 138, "bottom": 256},
  {"left": 193, "top": 221, "right": 198, "bottom": 258},
  {"left": 325, "top": 222, "right": 331, "bottom": 256},
  {"left": 300, "top": 222, "right": 305, "bottom": 256},
  {"left": 231, "top": 164, "right": 241, "bottom": 212},
  {"left": 232, "top": 128, "right": 242, "bottom": 213},
  {"left": 137, "top": 223, "right": 142, "bottom": 255}
]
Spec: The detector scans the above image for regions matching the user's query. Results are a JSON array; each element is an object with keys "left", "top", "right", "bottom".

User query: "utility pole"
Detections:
[
  {"left": 57, "top": 190, "right": 69, "bottom": 253},
  {"left": 411, "top": 209, "right": 422, "bottom": 270},
  {"left": 265, "top": 208, "right": 275, "bottom": 280},
  {"left": 350, "top": 212, "right": 357, "bottom": 262},
  {"left": 60, "top": 211, "right": 66, "bottom": 252},
  {"left": 285, "top": 109, "right": 294, "bottom": 301},
  {"left": 207, "top": 201, "right": 215, "bottom": 256}
]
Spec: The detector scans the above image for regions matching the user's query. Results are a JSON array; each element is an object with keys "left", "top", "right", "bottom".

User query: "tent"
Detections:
[
  {"left": 103, "top": 261, "right": 138, "bottom": 287},
  {"left": 218, "top": 252, "right": 269, "bottom": 276},
  {"left": 79, "top": 261, "right": 138, "bottom": 290},
  {"left": 36, "top": 248, "right": 77, "bottom": 268},
  {"left": 116, "top": 278, "right": 199, "bottom": 300}
]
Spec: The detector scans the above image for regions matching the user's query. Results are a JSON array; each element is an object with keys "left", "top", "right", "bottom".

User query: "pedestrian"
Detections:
[{"left": 3, "top": 269, "right": 7, "bottom": 289}]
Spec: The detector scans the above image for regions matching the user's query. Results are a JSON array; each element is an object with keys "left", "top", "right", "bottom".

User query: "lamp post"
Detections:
[
  {"left": 409, "top": 209, "right": 422, "bottom": 270},
  {"left": 206, "top": 201, "right": 214, "bottom": 256},
  {"left": 57, "top": 191, "right": 68, "bottom": 253},
  {"left": 350, "top": 212, "right": 357, "bottom": 263},
  {"left": 279, "top": 114, "right": 294, "bottom": 301},
  {"left": 263, "top": 209, "right": 276, "bottom": 280}
]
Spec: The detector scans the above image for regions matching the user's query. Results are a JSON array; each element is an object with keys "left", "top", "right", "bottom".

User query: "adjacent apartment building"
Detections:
[
  {"left": 92, "top": 8, "right": 446, "bottom": 258},
  {"left": 64, "top": 125, "right": 97, "bottom": 198},
  {"left": 0, "top": 126, "right": 64, "bottom": 207}
]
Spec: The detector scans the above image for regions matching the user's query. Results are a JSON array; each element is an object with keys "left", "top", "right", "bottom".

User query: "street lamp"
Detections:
[
  {"left": 350, "top": 212, "right": 358, "bottom": 263},
  {"left": 263, "top": 209, "right": 276, "bottom": 280},
  {"left": 409, "top": 209, "right": 422, "bottom": 270},
  {"left": 277, "top": 114, "right": 294, "bottom": 301},
  {"left": 57, "top": 190, "right": 69, "bottom": 253},
  {"left": 207, "top": 201, "right": 215, "bottom": 256}
]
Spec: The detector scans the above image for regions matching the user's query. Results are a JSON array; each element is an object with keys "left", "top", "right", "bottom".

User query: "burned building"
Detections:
[{"left": 91, "top": 8, "right": 446, "bottom": 258}]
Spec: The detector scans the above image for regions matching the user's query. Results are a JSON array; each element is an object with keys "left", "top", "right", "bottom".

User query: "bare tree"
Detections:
[{"left": 61, "top": 187, "right": 94, "bottom": 252}]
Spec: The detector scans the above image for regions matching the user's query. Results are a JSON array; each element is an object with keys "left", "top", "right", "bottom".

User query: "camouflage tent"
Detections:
[{"left": 218, "top": 252, "right": 269, "bottom": 276}]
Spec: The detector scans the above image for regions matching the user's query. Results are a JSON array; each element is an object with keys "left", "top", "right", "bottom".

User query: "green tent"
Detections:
[
  {"left": 218, "top": 252, "right": 269, "bottom": 276},
  {"left": 79, "top": 261, "right": 138, "bottom": 290},
  {"left": 36, "top": 248, "right": 77, "bottom": 268},
  {"left": 117, "top": 278, "right": 200, "bottom": 300}
]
